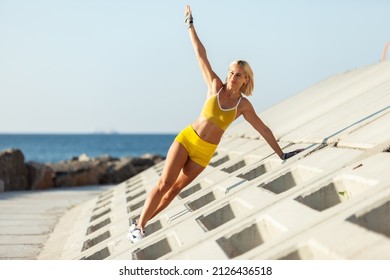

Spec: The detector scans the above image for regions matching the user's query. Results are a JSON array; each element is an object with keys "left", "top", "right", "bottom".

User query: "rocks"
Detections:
[
  {"left": 48, "top": 159, "right": 107, "bottom": 187},
  {"left": 100, "top": 157, "right": 137, "bottom": 185},
  {"left": 0, "top": 149, "right": 164, "bottom": 192},
  {"left": 0, "top": 149, "right": 28, "bottom": 191},
  {"left": 26, "top": 161, "right": 55, "bottom": 190}
]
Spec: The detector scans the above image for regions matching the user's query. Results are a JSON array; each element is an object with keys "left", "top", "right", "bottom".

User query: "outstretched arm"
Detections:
[
  {"left": 241, "top": 100, "right": 302, "bottom": 160},
  {"left": 185, "top": 5, "right": 222, "bottom": 94}
]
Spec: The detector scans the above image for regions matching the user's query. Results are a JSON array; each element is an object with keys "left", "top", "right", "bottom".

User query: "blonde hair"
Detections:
[{"left": 229, "top": 60, "right": 254, "bottom": 96}]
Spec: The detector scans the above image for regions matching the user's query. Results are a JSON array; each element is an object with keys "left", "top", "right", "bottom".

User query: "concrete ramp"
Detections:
[{"left": 38, "top": 61, "right": 390, "bottom": 260}]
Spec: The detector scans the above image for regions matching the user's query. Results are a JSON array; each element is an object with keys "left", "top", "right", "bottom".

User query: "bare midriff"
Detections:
[{"left": 191, "top": 116, "right": 225, "bottom": 145}]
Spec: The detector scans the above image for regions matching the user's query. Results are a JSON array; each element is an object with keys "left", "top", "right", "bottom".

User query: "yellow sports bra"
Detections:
[{"left": 200, "top": 87, "right": 242, "bottom": 131}]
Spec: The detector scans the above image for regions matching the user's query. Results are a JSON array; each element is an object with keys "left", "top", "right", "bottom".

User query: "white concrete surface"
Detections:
[{"left": 4, "top": 60, "right": 390, "bottom": 260}]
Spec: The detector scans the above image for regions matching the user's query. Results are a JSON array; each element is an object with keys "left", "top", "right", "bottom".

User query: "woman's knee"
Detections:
[
  {"left": 160, "top": 188, "right": 179, "bottom": 203},
  {"left": 169, "top": 185, "right": 183, "bottom": 197},
  {"left": 156, "top": 177, "right": 175, "bottom": 193}
]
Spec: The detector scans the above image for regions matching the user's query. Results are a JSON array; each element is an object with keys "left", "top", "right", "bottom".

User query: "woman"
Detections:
[{"left": 128, "top": 5, "right": 302, "bottom": 243}]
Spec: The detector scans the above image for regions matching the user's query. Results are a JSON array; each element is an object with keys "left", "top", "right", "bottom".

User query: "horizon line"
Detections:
[{"left": 0, "top": 131, "right": 178, "bottom": 135}]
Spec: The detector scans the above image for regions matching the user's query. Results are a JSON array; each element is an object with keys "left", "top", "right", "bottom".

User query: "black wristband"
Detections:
[{"left": 185, "top": 13, "right": 193, "bottom": 28}]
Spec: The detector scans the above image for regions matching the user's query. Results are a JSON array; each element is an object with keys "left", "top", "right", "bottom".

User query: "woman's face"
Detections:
[{"left": 227, "top": 64, "right": 247, "bottom": 90}]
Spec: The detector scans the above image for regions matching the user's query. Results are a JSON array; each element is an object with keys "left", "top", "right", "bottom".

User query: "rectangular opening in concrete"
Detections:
[
  {"left": 81, "top": 247, "right": 110, "bottom": 260},
  {"left": 128, "top": 216, "right": 163, "bottom": 236},
  {"left": 82, "top": 231, "right": 111, "bottom": 251},
  {"left": 154, "top": 166, "right": 164, "bottom": 176},
  {"left": 221, "top": 159, "right": 246, "bottom": 174},
  {"left": 216, "top": 217, "right": 286, "bottom": 258},
  {"left": 97, "top": 191, "right": 113, "bottom": 204},
  {"left": 196, "top": 200, "right": 250, "bottom": 232},
  {"left": 90, "top": 209, "right": 111, "bottom": 222},
  {"left": 209, "top": 155, "right": 230, "bottom": 167},
  {"left": 126, "top": 179, "right": 143, "bottom": 191},
  {"left": 127, "top": 200, "right": 145, "bottom": 212},
  {"left": 295, "top": 176, "right": 376, "bottom": 211},
  {"left": 237, "top": 160, "right": 281, "bottom": 181},
  {"left": 278, "top": 242, "right": 337, "bottom": 260},
  {"left": 93, "top": 201, "right": 111, "bottom": 212},
  {"left": 86, "top": 218, "right": 111, "bottom": 235},
  {"left": 178, "top": 181, "right": 208, "bottom": 199},
  {"left": 132, "top": 235, "right": 179, "bottom": 260},
  {"left": 126, "top": 190, "right": 146, "bottom": 202},
  {"left": 145, "top": 220, "right": 163, "bottom": 235},
  {"left": 258, "top": 166, "right": 321, "bottom": 194},
  {"left": 185, "top": 189, "right": 224, "bottom": 211},
  {"left": 347, "top": 200, "right": 390, "bottom": 238}
]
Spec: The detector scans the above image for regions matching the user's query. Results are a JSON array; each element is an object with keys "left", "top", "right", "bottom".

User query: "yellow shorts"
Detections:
[{"left": 175, "top": 125, "right": 218, "bottom": 167}]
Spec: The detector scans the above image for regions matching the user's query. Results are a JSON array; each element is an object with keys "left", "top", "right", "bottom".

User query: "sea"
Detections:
[{"left": 0, "top": 134, "right": 176, "bottom": 163}]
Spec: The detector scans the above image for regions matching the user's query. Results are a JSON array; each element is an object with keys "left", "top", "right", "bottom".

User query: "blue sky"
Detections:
[{"left": 1, "top": 0, "right": 389, "bottom": 133}]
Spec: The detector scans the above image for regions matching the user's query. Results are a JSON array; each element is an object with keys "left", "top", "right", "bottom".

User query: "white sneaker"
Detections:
[
  {"left": 127, "top": 223, "right": 145, "bottom": 243},
  {"left": 128, "top": 222, "right": 137, "bottom": 233}
]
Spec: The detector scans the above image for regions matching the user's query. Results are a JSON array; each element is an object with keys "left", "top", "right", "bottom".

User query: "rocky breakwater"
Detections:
[{"left": 0, "top": 149, "right": 164, "bottom": 192}]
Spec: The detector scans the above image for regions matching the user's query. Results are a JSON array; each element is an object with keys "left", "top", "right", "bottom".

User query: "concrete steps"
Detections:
[{"left": 32, "top": 60, "right": 390, "bottom": 259}]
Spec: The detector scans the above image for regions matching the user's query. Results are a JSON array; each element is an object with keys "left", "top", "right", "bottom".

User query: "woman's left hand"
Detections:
[{"left": 281, "top": 149, "right": 304, "bottom": 160}]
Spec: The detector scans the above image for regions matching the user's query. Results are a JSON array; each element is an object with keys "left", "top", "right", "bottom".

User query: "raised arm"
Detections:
[{"left": 185, "top": 5, "right": 222, "bottom": 93}]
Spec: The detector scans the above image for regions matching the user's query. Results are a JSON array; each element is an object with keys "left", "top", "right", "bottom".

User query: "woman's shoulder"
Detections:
[
  {"left": 237, "top": 96, "right": 254, "bottom": 112},
  {"left": 211, "top": 78, "right": 224, "bottom": 92},
  {"left": 238, "top": 95, "right": 250, "bottom": 105},
  {"left": 207, "top": 81, "right": 224, "bottom": 98}
]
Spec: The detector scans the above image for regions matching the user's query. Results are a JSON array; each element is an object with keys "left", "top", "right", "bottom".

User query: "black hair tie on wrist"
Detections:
[{"left": 185, "top": 12, "right": 193, "bottom": 28}]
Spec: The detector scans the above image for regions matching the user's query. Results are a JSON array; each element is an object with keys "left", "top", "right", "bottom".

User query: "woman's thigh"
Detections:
[
  {"left": 173, "top": 158, "right": 205, "bottom": 191},
  {"left": 159, "top": 141, "right": 189, "bottom": 186}
]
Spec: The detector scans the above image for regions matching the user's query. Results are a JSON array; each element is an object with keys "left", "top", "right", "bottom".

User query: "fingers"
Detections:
[
  {"left": 185, "top": 4, "right": 192, "bottom": 15},
  {"left": 291, "top": 149, "right": 303, "bottom": 156},
  {"left": 281, "top": 149, "right": 304, "bottom": 160}
]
